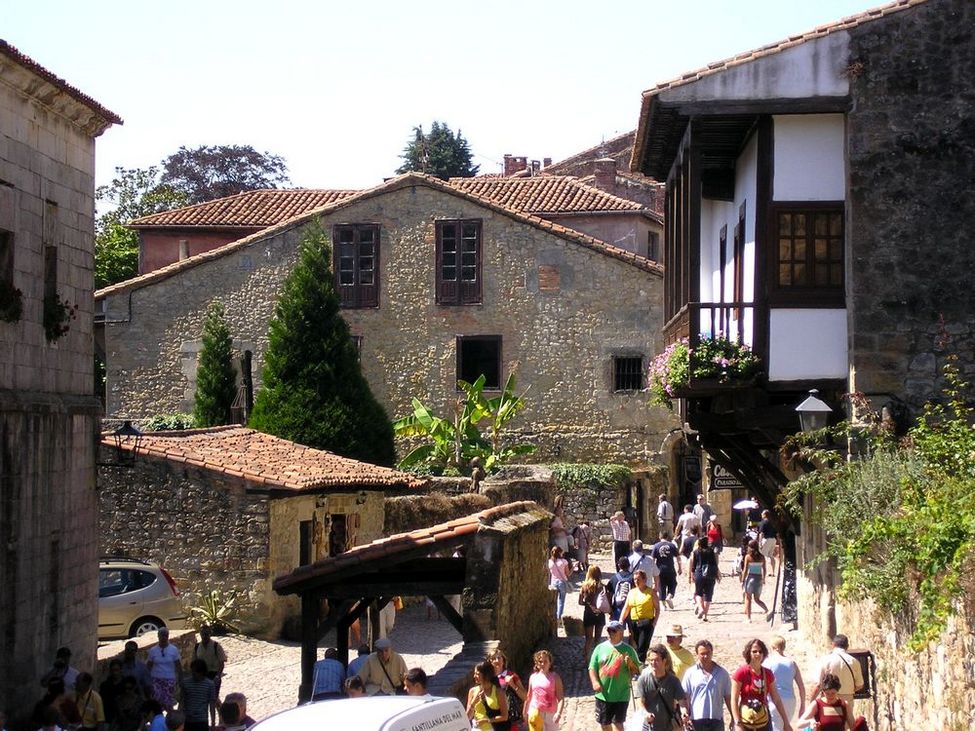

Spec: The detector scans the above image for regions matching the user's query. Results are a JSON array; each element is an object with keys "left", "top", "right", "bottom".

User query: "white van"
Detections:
[{"left": 251, "top": 696, "right": 470, "bottom": 731}]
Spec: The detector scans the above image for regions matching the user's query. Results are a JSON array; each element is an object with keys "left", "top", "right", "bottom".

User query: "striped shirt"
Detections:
[{"left": 180, "top": 676, "right": 216, "bottom": 722}]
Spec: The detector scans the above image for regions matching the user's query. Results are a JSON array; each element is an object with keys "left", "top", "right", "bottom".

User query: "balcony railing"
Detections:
[{"left": 663, "top": 301, "right": 755, "bottom": 348}]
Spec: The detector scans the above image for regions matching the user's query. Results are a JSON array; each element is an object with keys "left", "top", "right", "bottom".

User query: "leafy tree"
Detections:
[
  {"left": 193, "top": 301, "right": 238, "bottom": 427},
  {"left": 248, "top": 222, "right": 395, "bottom": 465},
  {"left": 161, "top": 145, "right": 290, "bottom": 204},
  {"left": 95, "top": 166, "right": 187, "bottom": 288},
  {"left": 396, "top": 121, "right": 479, "bottom": 179}
]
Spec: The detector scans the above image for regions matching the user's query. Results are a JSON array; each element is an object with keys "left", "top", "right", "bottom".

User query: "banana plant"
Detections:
[{"left": 393, "top": 371, "right": 535, "bottom": 473}]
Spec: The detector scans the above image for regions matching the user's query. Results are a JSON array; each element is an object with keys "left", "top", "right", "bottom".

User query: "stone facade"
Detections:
[
  {"left": 101, "top": 177, "right": 678, "bottom": 464},
  {"left": 461, "top": 505, "right": 553, "bottom": 674},
  {"left": 846, "top": 0, "right": 975, "bottom": 411},
  {"left": 0, "top": 42, "right": 119, "bottom": 718},
  {"left": 97, "top": 445, "right": 387, "bottom": 638}
]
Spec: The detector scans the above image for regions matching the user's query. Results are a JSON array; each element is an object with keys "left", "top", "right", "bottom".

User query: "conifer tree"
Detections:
[
  {"left": 193, "top": 301, "right": 237, "bottom": 427},
  {"left": 396, "top": 121, "right": 479, "bottom": 179},
  {"left": 249, "top": 222, "right": 396, "bottom": 465}
]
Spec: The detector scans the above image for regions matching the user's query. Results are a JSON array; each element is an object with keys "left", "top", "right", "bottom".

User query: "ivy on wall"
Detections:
[
  {"left": 783, "top": 354, "right": 975, "bottom": 649},
  {"left": 549, "top": 463, "right": 632, "bottom": 492}
]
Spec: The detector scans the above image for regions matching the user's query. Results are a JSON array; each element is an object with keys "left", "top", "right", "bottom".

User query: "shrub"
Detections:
[{"left": 249, "top": 221, "right": 395, "bottom": 465}]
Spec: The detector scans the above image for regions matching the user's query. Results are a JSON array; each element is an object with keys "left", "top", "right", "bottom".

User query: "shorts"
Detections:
[
  {"left": 760, "top": 539, "right": 776, "bottom": 558},
  {"left": 744, "top": 575, "right": 763, "bottom": 596},
  {"left": 595, "top": 698, "right": 629, "bottom": 726},
  {"left": 583, "top": 606, "right": 606, "bottom": 629},
  {"left": 694, "top": 575, "right": 715, "bottom": 601}
]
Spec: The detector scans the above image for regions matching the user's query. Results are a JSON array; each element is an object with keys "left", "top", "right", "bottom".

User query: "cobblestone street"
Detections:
[{"left": 219, "top": 550, "right": 823, "bottom": 729}]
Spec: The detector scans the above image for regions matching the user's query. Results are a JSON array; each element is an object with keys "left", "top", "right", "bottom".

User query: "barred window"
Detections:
[{"left": 613, "top": 356, "right": 644, "bottom": 392}]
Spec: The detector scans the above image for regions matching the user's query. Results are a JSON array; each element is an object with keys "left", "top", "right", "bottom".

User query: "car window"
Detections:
[
  {"left": 132, "top": 570, "right": 157, "bottom": 590},
  {"left": 99, "top": 568, "right": 125, "bottom": 598}
]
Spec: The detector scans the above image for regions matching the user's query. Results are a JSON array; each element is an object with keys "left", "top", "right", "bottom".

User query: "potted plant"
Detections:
[
  {"left": 649, "top": 335, "right": 760, "bottom": 407},
  {"left": 0, "top": 279, "right": 22, "bottom": 323}
]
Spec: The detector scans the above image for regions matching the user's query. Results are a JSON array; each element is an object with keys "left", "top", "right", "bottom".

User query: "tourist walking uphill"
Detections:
[
  {"left": 763, "top": 636, "right": 805, "bottom": 731},
  {"left": 467, "top": 660, "right": 510, "bottom": 731},
  {"left": 610, "top": 512, "right": 631, "bottom": 566},
  {"left": 619, "top": 570, "right": 659, "bottom": 663},
  {"left": 526, "top": 650, "right": 564, "bottom": 730},
  {"left": 682, "top": 640, "right": 733, "bottom": 731},
  {"left": 731, "top": 639, "right": 793, "bottom": 731},
  {"left": 589, "top": 620, "right": 641, "bottom": 731},
  {"left": 636, "top": 644, "right": 688, "bottom": 731}
]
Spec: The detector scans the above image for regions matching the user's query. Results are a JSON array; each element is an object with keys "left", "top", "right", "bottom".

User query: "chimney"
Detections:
[
  {"left": 503, "top": 155, "right": 528, "bottom": 177},
  {"left": 594, "top": 157, "right": 616, "bottom": 192},
  {"left": 530, "top": 160, "right": 540, "bottom": 176},
  {"left": 543, "top": 157, "right": 552, "bottom": 169},
  {"left": 179, "top": 239, "right": 190, "bottom": 260}
]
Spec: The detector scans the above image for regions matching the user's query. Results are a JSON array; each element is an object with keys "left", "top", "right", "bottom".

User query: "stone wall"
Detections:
[
  {"left": 97, "top": 448, "right": 385, "bottom": 638},
  {"left": 847, "top": 0, "right": 975, "bottom": 413},
  {"left": 0, "top": 55, "right": 108, "bottom": 717},
  {"left": 464, "top": 505, "right": 552, "bottom": 674},
  {"left": 102, "top": 182, "right": 678, "bottom": 463}
]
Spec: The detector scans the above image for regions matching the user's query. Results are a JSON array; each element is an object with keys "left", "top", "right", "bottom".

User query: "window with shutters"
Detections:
[
  {"left": 436, "top": 219, "right": 481, "bottom": 305},
  {"left": 769, "top": 203, "right": 844, "bottom": 306},
  {"left": 334, "top": 224, "right": 379, "bottom": 308}
]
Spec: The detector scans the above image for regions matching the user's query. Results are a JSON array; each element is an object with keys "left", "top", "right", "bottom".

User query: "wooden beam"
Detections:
[
  {"left": 323, "top": 581, "right": 464, "bottom": 599},
  {"left": 428, "top": 595, "right": 464, "bottom": 636},
  {"left": 316, "top": 598, "right": 357, "bottom": 642},
  {"left": 299, "top": 593, "right": 319, "bottom": 704}
]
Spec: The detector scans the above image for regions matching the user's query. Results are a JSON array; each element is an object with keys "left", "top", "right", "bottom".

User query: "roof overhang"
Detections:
[{"left": 633, "top": 30, "right": 853, "bottom": 180}]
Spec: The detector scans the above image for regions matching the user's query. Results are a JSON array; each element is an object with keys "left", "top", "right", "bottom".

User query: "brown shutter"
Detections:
[
  {"left": 358, "top": 225, "right": 379, "bottom": 308},
  {"left": 436, "top": 221, "right": 459, "bottom": 305},
  {"left": 459, "top": 220, "right": 481, "bottom": 305}
]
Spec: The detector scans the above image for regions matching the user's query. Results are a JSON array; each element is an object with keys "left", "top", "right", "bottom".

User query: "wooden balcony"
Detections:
[{"left": 663, "top": 301, "right": 755, "bottom": 347}]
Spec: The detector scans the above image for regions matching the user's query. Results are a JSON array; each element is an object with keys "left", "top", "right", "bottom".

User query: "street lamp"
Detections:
[
  {"left": 795, "top": 389, "right": 832, "bottom": 433},
  {"left": 112, "top": 420, "right": 143, "bottom": 464}
]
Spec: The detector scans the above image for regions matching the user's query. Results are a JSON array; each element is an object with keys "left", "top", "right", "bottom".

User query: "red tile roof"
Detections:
[
  {"left": 0, "top": 39, "right": 122, "bottom": 126},
  {"left": 101, "top": 425, "right": 424, "bottom": 492},
  {"left": 638, "top": 0, "right": 928, "bottom": 100},
  {"left": 543, "top": 131, "right": 636, "bottom": 177},
  {"left": 274, "top": 500, "right": 545, "bottom": 594},
  {"left": 447, "top": 176, "right": 645, "bottom": 214},
  {"left": 95, "top": 172, "right": 662, "bottom": 300},
  {"left": 129, "top": 188, "right": 358, "bottom": 228},
  {"left": 129, "top": 175, "right": 645, "bottom": 230}
]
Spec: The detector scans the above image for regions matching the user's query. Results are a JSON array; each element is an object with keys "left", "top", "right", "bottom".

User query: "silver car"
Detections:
[{"left": 98, "top": 557, "right": 188, "bottom": 638}]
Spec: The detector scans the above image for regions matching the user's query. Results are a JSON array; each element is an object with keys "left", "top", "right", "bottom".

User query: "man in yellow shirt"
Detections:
[
  {"left": 619, "top": 569, "right": 659, "bottom": 663},
  {"left": 73, "top": 672, "right": 106, "bottom": 731},
  {"left": 665, "top": 624, "right": 696, "bottom": 680}
]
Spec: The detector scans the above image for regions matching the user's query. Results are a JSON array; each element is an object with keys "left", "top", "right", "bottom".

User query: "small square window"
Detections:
[
  {"left": 613, "top": 356, "right": 644, "bottom": 391},
  {"left": 457, "top": 335, "right": 501, "bottom": 390}
]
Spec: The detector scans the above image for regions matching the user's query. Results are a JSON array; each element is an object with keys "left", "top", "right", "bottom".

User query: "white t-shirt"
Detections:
[{"left": 148, "top": 644, "right": 181, "bottom": 680}]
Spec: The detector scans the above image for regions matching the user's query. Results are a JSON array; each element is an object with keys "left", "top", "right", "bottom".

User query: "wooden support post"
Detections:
[
  {"left": 428, "top": 595, "right": 464, "bottom": 636},
  {"left": 298, "top": 593, "right": 319, "bottom": 704}
]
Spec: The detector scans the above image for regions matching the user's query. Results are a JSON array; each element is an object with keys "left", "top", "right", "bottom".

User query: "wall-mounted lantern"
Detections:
[
  {"left": 796, "top": 389, "right": 832, "bottom": 433},
  {"left": 112, "top": 420, "right": 143, "bottom": 465}
]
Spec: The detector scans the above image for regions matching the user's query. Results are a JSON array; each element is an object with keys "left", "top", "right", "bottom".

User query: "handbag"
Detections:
[
  {"left": 739, "top": 698, "right": 770, "bottom": 730},
  {"left": 596, "top": 587, "right": 611, "bottom": 614}
]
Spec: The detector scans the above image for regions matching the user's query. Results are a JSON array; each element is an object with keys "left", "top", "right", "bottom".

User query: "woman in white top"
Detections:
[{"left": 763, "top": 635, "right": 805, "bottom": 731}]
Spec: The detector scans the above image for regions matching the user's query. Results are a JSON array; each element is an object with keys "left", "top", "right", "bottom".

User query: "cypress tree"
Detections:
[
  {"left": 248, "top": 222, "right": 395, "bottom": 465},
  {"left": 193, "top": 301, "right": 237, "bottom": 427}
]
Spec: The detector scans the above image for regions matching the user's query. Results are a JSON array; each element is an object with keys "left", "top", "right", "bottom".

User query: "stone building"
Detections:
[
  {"left": 0, "top": 40, "right": 120, "bottom": 715},
  {"left": 98, "top": 172, "right": 678, "bottom": 463},
  {"left": 98, "top": 426, "right": 424, "bottom": 637},
  {"left": 631, "top": 0, "right": 974, "bottom": 726},
  {"left": 125, "top": 174, "right": 661, "bottom": 274},
  {"left": 273, "top": 500, "right": 551, "bottom": 703}
]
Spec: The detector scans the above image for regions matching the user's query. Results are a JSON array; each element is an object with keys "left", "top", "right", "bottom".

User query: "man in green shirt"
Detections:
[{"left": 588, "top": 620, "right": 641, "bottom": 730}]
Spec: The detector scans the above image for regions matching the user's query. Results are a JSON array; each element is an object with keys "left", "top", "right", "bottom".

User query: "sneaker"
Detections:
[{"left": 666, "top": 598, "right": 674, "bottom": 610}]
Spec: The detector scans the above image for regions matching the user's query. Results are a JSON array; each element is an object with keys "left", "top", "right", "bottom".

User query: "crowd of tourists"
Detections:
[{"left": 30, "top": 628, "right": 253, "bottom": 731}]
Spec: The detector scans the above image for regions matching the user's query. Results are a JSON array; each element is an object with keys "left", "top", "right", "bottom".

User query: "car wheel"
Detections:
[{"left": 130, "top": 617, "right": 164, "bottom": 637}]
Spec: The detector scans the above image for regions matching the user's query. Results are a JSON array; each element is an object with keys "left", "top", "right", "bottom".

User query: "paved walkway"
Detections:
[{"left": 218, "top": 549, "right": 823, "bottom": 729}]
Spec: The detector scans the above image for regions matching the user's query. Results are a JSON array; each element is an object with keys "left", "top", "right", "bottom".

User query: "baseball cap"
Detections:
[
  {"left": 375, "top": 638, "right": 392, "bottom": 650},
  {"left": 606, "top": 620, "right": 625, "bottom": 633}
]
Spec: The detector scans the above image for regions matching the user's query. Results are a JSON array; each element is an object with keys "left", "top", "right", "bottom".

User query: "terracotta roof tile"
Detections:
[
  {"left": 95, "top": 172, "right": 662, "bottom": 300},
  {"left": 101, "top": 425, "right": 423, "bottom": 492},
  {"left": 274, "top": 500, "right": 543, "bottom": 594},
  {"left": 129, "top": 188, "right": 358, "bottom": 228},
  {"left": 0, "top": 39, "right": 122, "bottom": 126},
  {"left": 640, "top": 0, "right": 929, "bottom": 99},
  {"left": 447, "top": 176, "right": 645, "bottom": 214}
]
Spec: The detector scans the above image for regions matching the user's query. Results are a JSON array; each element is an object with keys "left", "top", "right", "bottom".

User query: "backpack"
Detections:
[{"left": 613, "top": 576, "right": 632, "bottom": 607}]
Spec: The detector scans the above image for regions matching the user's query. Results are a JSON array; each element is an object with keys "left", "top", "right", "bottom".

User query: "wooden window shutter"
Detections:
[
  {"left": 436, "top": 221, "right": 459, "bottom": 305},
  {"left": 358, "top": 225, "right": 379, "bottom": 308}
]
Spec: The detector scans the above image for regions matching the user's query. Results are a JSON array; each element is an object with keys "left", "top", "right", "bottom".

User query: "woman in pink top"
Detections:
[
  {"left": 547, "top": 546, "right": 570, "bottom": 620},
  {"left": 525, "top": 650, "right": 564, "bottom": 731}
]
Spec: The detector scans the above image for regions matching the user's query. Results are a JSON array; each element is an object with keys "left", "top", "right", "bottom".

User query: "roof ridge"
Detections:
[
  {"left": 546, "top": 130, "right": 636, "bottom": 170},
  {"left": 96, "top": 173, "right": 661, "bottom": 299}
]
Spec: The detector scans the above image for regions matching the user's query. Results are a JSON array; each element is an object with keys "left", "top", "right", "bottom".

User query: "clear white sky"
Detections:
[{"left": 4, "top": 0, "right": 885, "bottom": 191}]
